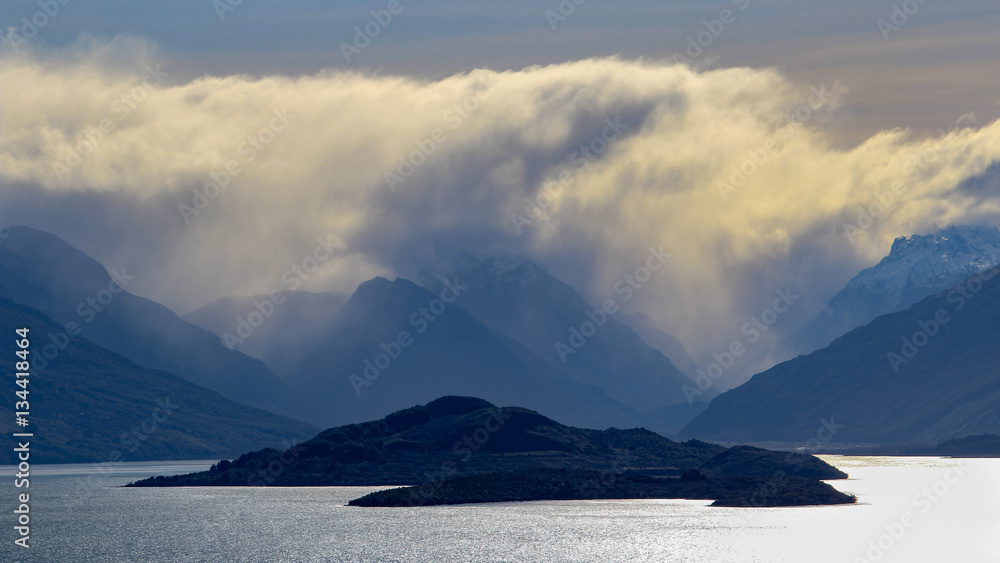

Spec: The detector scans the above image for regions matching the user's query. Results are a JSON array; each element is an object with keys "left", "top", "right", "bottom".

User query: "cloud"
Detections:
[{"left": 2, "top": 38, "right": 999, "bottom": 386}]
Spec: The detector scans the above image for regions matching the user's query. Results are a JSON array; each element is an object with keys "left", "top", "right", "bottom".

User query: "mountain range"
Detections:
[
  {"left": 6, "top": 221, "right": 999, "bottom": 457},
  {"left": 284, "top": 276, "right": 653, "bottom": 430},
  {"left": 418, "top": 254, "right": 702, "bottom": 413},
  {"left": 0, "top": 296, "right": 316, "bottom": 464},
  {"left": 791, "top": 225, "right": 1000, "bottom": 354},
  {"left": 682, "top": 264, "right": 1000, "bottom": 445},
  {"left": 182, "top": 290, "right": 348, "bottom": 375},
  {"left": 0, "top": 226, "right": 302, "bottom": 420},
  {"left": 179, "top": 253, "right": 706, "bottom": 432},
  {"left": 0, "top": 226, "right": 706, "bottom": 444}
]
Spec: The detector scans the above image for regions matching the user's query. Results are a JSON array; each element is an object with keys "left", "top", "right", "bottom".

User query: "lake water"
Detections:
[{"left": 1, "top": 456, "right": 998, "bottom": 562}]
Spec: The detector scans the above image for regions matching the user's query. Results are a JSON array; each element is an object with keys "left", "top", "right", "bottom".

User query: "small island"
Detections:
[
  {"left": 129, "top": 396, "right": 855, "bottom": 507},
  {"left": 348, "top": 468, "right": 856, "bottom": 508}
]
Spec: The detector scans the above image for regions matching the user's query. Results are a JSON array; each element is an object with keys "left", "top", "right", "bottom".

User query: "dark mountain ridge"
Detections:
[
  {"left": 0, "top": 225, "right": 304, "bottom": 422},
  {"left": 0, "top": 296, "right": 316, "bottom": 464},
  {"left": 286, "top": 277, "right": 655, "bottom": 430},
  {"left": 683, "top": 266, "right": 1000, "bottom": 445},
  {"left": 790, "top": 225, "right": 1000, "bottom": 355},
  {"left": 420, "top": 254, "right": 705, "bottom": 417},
  {"left": 182, "top": 290, "right": 349, "bottom": 375}
]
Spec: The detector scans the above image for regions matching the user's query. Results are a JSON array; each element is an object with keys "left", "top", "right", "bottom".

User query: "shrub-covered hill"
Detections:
[{"left": 129, "top": 396, "right": 846, "bottom": 487}]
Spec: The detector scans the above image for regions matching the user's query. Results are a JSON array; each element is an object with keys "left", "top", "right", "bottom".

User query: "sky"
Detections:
[
  {"left": 4, "top": 0, "right": 998, "bottom": 143},
  {"left": 1, "top": 0, "right": 999, "bottom": 386}
]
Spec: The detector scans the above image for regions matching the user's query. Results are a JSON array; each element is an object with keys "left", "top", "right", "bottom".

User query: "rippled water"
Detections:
[{"left": 1, "top": 456, "right": 998, "bottom": 562}]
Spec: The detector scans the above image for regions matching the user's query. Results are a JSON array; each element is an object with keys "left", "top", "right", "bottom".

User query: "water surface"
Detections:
[{"left": 1, "top": 456, "right": 997, "bottom": 562}]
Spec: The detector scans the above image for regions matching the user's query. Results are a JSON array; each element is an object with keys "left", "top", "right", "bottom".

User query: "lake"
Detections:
[{"left": 1, "top": 456, "right": 998, "bottom": 562}]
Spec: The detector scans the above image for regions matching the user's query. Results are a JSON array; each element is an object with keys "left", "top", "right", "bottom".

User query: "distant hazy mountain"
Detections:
[
  {"left": 617, "top": 311, "right": 699, "bottom": 378},
  {"left": 286, "top": 276, "right": 652, "bottom": 430},
  {"left": 182, "top": 291, "right": 348, "bottom": 375},
  {"left": 795, "top": 225, "right": 1000, "bottom": 353},
  {"left": 420, "top": 254, "right": 703, "bottom": 414},
  {"left": 0, "top": 297, "right": 316, "bottom": 464},
  {"left": 0, "top": 226, "right": 302, "bottom": 421},
  {"left": 681, "top": 266, "right": 1000, "bottom": 445}
]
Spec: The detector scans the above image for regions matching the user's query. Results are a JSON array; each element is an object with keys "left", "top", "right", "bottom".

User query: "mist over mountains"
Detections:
[
  {"left": 3, "top": 221, "right": 999, "bottom": 456},
  {"left": 284, "top": 275, "right": 657, "bottom": 430},
  {"left": 181, "top": 251, "right": 709, "bottom": 432},
  {"left": 0, "top": 296, "right": 316, "bottom": 465},
  {"left": 683, "top": 264, "right": 1000, "bottom": 445},
  {"left": 6, "top": 47, "right": 1000, "bottom": 391},
  {"left": 0, "top": 226, "right": 708, "bottom": 441},
  {"left": 0, "top": 226, "right": 301, "bottom": 419},
  {"left": 788, "top": 225, "right": 1000, "bottom": 355},
  {"left": 678, "top": 224, "right": 1000, "bottom": 445},
  {"left": 418, "top": 254, "right": 702, "bottom": 410},
  {"left": 182, "top": 290, "right": 349, "bottom": 375},
  {"left": 5, "top": 7, "right": 1000, "bottom": 561}
]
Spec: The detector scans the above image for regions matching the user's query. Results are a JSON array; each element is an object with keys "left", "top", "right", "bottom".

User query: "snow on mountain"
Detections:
[
  {"left": 832, "top": 225, "right": 1000, "bottom": 311},
  {"left": 800, "top": 225, "right": 1000, "bottom": 351}
]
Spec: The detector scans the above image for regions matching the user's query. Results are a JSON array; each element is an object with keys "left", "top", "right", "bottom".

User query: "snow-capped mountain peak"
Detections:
[
  {"left": 787, "top": 225, "right": 1000, "bottom": 356},
  {"left": 839, "top": 225, "right": 1000, "bottom": 304}
]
